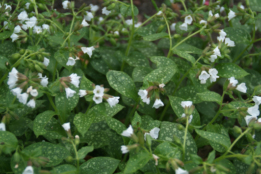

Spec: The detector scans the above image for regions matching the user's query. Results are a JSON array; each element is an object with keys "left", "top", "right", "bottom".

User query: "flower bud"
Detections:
[
  {"left": 107, "top": 3, "right": 116, "bottom": 10},
  {"left": 11, "top": 53, "right": 20, "bottom": 60},
  {"left": 34, "top": 64, "right": 43, "bottom": 73},
  {"left": 253, "top": 122, "right": 261, "bottom": 130},
  {"left": 137, "top": 131, "right": 144, "bottom": 146},
  {"left": 173, "top": 135, "right": 182, "bottom": 145},
  {"left": 13, "top": 151, "right": 20, "bottom": 163},
  {"left": 157, "top": 25, "right": 165, "bottom": 33},
  {"left": 75, "top": 135, "right": 80, "bottom": 145},
  {"left": 173, "top": 34, "right": 181, "bottom": 39},
  {"left": 233, "top": 126, "right": 242, "bottom": 134},
  {"left": 66, "top": 156, "right": 73, "bottom": 162}
]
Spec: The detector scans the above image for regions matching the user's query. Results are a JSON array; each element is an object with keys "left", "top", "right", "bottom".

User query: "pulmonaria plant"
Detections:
[{"left": 0, "top": 0, "right": 261, "bottom": 173}]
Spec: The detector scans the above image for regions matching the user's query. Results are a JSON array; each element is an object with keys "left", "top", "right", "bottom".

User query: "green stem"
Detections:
[
  {"left": 134, "top": 13, "right": 158, "bottom": 32},
  {"left": 215, "top": 128, "right": 251, "bottom": 162},
  {"left": 125, "top": 104, "right": 137, "bottom": 126},
  {"left": 151, "top": 0, "right": 159, "bottom": 11},
  {"left": 163, "top": 15, "right": 172, "bottom": 58},
  {"left": 45, "top": 19, "right": 65, "bottom": 34},
  {"left": 71, "top": 141, "right": 80, "bottom": 173},
  {"left": 53, "top": 61, "right": 58, "bottom": 82},
  {"left": 180, "top": 0, "right": 187, "bottom": 12},
  {"left": 243, "top": 52, "right": 261, "bottom": 59},
  {"left": 171, "top": 27, "right": 204, "bottom": 51},
  {"left": 182, "top": 117, "right": 189, "bottom": 161},
  {"left": 46, "top": 94, "right": 61, "bottom": 121},
  {"left": 85, "top": 101, "right": 93, "bottom": 114},
  {"left": 33, "top": 0, "right": 39, "bottom": 17},
  {"left": 121, "top": 0, "right": 135, "bottom": 71}
]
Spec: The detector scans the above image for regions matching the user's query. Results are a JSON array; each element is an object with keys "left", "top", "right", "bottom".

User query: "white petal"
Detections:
[
  {"left": 236, "top": 83, "right": 247, "bottom": 93},
  {"left": 184, "top": 15, "right": 193, "bottom": 25},
  {"left": 22, "top": 166, "right": 34, "bottom": 174},
  {"left": 121, "top": 125, "right": 133, "bottom": 137},
  {"left": 0, "top": 123, "right": 6, "bottom": 131},
  {"left": 93, "top": 85, "right": 104, "bottom": 97},
  {"left": 149, "top": 127, "right": 160, "bottom": 139},
  {"left": 65, "top": 87, "right": 76, "bottom": 98},
  {"left": 107, "top": 96, "right": 120, "bottom": 108},
  {"left": 152, "top": 99, "right": 164, "bottom": 109},
  {"left": 27, "top": 99, "right": 36, "bottom": 108},
  {"left": 181, "top": 101, "right": 193, "bottom": 108},
  {"left": 62, "top": 122, "right": 70, "bottom": 131}
]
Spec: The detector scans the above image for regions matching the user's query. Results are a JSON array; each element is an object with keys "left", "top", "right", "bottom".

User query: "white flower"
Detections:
[
  {"left": 3, "top": 21, "right": 8, "bottom": 29},
  {"left": 209, "top": 11, "right": 213, "bottom": 17},
  {"left": 258, "top": 118, "right": 261, "bottom": 122},
  {"left": 22, "top": 24, "right": 28, "bottom": 31},
  {"left": 152, "top": 154, "right": 159, "bottom": 166},
  {"left": 153, "top": 99, "right": 164, "bottom": 109},
  {"left": 199, "top": 71, "right": 210, "bottom": 84},
  {"left": 228, "top": 9, "right": 236, "bottom": 21},
  {"left": 93, "top": 95, "right": 103, "bottom": 104},
  {"left": 22, "top": 166, "right": 34, "bottom": 174},
  {"left": 69, "top": 74, "right": 81, "bottom": 88},
  {"left": 62, "top": 1, "right": 69, "bottom": 9},
  {"left": 121, "top": 145, "right": 129, "bottom": 154},
  {"left": 40, "top": 76, "right": 48, "bottom": 87},
  {"left": 66, "top": 57, "right": 77, "bottom": 66},
  {"left": 157, "top": 11, "right": 162, "bottom": 15},
  {"left": 79, "top": 90, "right": 87, "bottom": 97},
  {"left": 62, "top": 122, "right": 70, "bottom": 131},
  {"left": 125, "top": 19, "right": 133, "bottom": 25},
  {"left": 107, "top": 96, "right": 120, "bottom": 108},
  {"left": 179, "top": 23, "right": 188, "bottom": 31},
  {"left": 217, "top": 29, "right": 226, "bottom": 42},
  {"left": 247, "top": 105, "right": 260, "bottom": 117},
  {"left": 199, "top": 20, "right": 207, "bottom": 26},
  {"left": 7, "top": 68, "right": 18, "bottom": 89},
  {"left": 121, "top": 125, "right": 134, "bottom": 137},
  {"left": 208, "top": 68, "right": 219, "bottom": 83},
  {"left": 228, "top": 77, "right": 238, "bottom": 87},
  {"left": 143, "top": 97, "right": 150, "bottom": 105},
  {"left": 170, "top": 23, "right": 176, "bottom": 31},
  {"left": 245, "top": 115, "right": 256, "bottom": 125},
  {"left": 225, "top": 38, "right": 235, "bottom": 47},
  {"left": 0, "top": 123, "right": 6, "bottom": 131},
  {"left": 213, "top": 47, "right": 221, "bottom": 57},
  {"left": 144, "top": 133, "right": 150, "bottom": 140},
  {"left": 252, "top": 134, "right": 255, "bottom": 139},
  {"left": 81, "top": 46, "right": 95, "bottom": 58},
  {"left": 114, "top": 31, "right": 119, "bottom": 35},
  {"left": 209, "top": 54, "right": 217, "bottom": 62},
  {"left": 98, "top": 17, "right": 104, "bottom": 24},
  {"left": 84, "top": 11, "right": 93, "bottom": 21},
  {"left": 5, "top": 4, "right": 12, "bottom": 11},
  {"left": 25, "top": 3, "right": 30, "bottom": 9},
  {"left": 14, "top": 25, "right": 22, "bottom": 33},
  {"left": 240, "top": 5, "right": 245, "bottom": 10},
  {"left": 134, "top": 22, "right": 142, "bottom": 28},
  {"left": 65, "top": 87, "right": 76, "bottom": 98},
  {"left": 253, "top": 96, "right": 261, "bottom": 106},
  {"left": 30, "top": 89, "right": 38, "bottom": 97},
  {"left": 11, "top": 87, "right": 22, "bottom": 96},
  {"left": 93, "top": 85, "right": 104, "bottom": 97},
  {"left": 43, "top": 57, "right": 50, "bottom": 67},
  {"left": 182, "top": 113, "right": 193, "bottom": 123},
  {"left": 18, "top": 11, "right": 28, "bottom": 21},
  {"left": 181, "top": 101, "right": 193, "bottom": 108},
  {"left": 81, "top": 19, "right": 89, "bottom": 27},
  {"left": 33, "top": 26, "right": 42, "bottom": 34},
  {"left": 220, "top": 7, "right": 225, "bottom": 13},
  {"left": 149, "top": 127, "right": 160, "bottom": 139},
  {"left": 26, "top": 16, "right": 37, "bottom": 28},
  {"left": 27, "top": 99, "right": 36, "bottom": 108},
  {"left": 236, "top": 83, "right": 247, "bottom": 93},
  {"left": 175, "top": 167, "right": 189, "bottom": 174},
  {"left": 10, "top": 33, "right": 19, "bottom": 42},
  {"left": 42, "top": 24, "right": 50, "bottom": 32},
  {"left": 18, "top": 93, "right": 29, "bottom": 104},
  {"left": 184, "top": 15, "right": 193, "bottom": 25},
  {"left": 138, "top": 89, "right": 150, "bottom": 104},
  {"left": 214, "top": 13, "right": 220, "bottom": 18},
  {"left": 102, "top": 7, "right": 111, "bottom": 16},
  {"left": 159, "top": 84, "right": 165, "bottom": 88},
  {"left": 90, "top": 4, "right": 99, "bottom": 12}
]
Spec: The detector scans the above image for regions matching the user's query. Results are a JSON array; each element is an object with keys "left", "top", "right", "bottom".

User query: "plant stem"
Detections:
[
  {"left": 180, "top": 0, "right": 187, "bottom": 12},
  {"left": 85, "top": 101, "right": 93, "bottom": 114},
  {"left": 46, "top": 94, "right": 61, "bottom": 122},
  {"left": 163, "top": 15, "right": 172, "bottom": 58},
  {"left": 71, "top": 141, "right": 80, "bottom": 173},
  {"left": 53, "top": 61, "right": 58, "bottom": 82},
  {"left": 151, "top": 0, "right": 159, "bottom": 11},
  {"left": 125, "top": 104, "right": 137, "bottom": 126},
  {"left": 134, "top": 13, "right": 158, "bottom": 32},
  {"left": 182, "top": 117, "right": 189, "bottom": 160},
  {"left": 121, "top": 0, "right": 135, "bottom": 71}
]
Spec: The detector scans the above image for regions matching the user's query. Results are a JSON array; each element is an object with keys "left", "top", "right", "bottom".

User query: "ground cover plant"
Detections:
[{"left": 1, "top": 0, "right": 261, "bottom": 173}]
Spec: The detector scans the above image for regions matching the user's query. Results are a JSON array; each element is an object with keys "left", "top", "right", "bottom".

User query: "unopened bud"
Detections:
[
  {"left": 75, "top": 135, "right": 80, "bottom": 145},
  {"left": 66, "top": 156, "right": 73, "bottom": 162},
  {"left": 233, "top": 126, "right": 242, "bottom": 134}
]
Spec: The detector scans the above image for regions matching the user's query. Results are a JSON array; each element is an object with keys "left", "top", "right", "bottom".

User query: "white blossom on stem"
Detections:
[
  {"left": 209, "top": 54, "right": 217, "bottom": 62},
  {"left": 225, "top": 38, "right": 235, "bottom": 47},
  {"left": 69, "top": 74, "right": 81, "bottom": 88},
  {"left": 81, "top": 19, "right": 89, "bottom": 27},
  {"left": 18, "top": 93, "right": 29, "bottom": 104},
  {"left": 208, "top": 68, "right": 219, "bottom": 83},
  {"left": 153, "top": 99, "right": 164, "bottom": 109},
  {"left": 228, "top": 77, "right": 238, "bottom": 87},
  {"left": 79, "top": 90, "right": 87, "bottom": 97},
  {"left": 179, "top": 23, "right": 188, "bottom": 31},
  {"left": 121, "top": 125, "right": 134, "bottom": 137},
  {"left": 236, "top": 83, "right": 247, "bottom": 93},
  {"left": 65, "top": 87, "right": 76, "bottom": 98},
  {"left": 199, "top": 71, "right": 210, "bottom": 84},
  {"left": 247, "top": 105, "right": 260, "bottom": 117},
  {"left": 228, "top": 9, "right": 236, "bottom": 21},
  {"left": 84, "top": 11, "right": 94, "bottom": 21},
  {"left": 93, "top": 95, "right": 103, "bottom": 104},
  {"left": 102, "top": 7, "right": 111, "bottom": 16},
  {"left": 81, "top": 46, "right": 95, "bottom": 58},
  {"left": 93, "top": 85, "right": 104, "bottom": 97},
  {"left": 181, "top": 101, "right": 193, "bottom": 108},
  {"left": 184, "top": 15, "right": 193, "bottom": 25},
  {"left": 90, "top": 4, "right": 99, "bottom": 12},
  {"left": 107, "top": 96, "right": 120, "bottom": 108},
  {"left": 121, "top": 145, "right": 129, "bottom": 154},
  {"left": 149, "top": 127, "right": 160, "bottom": 139},
  {"left": 22, "top": 166, "right": 34, "bottom": 174},
  {"left": 253, "top": 96, "right": 261, "bottom": 106},
  {"left": 27, "top": 99, "right": 36, "bottom": 108},
  {"left": 62, "top": 122, "right": 70, "bottom": 131},
  {"left": 62, "top": 1, "right": 69, "bottom": 9},
  {"left": 0, "top": 123, "right": 6, "bottom": 131}
]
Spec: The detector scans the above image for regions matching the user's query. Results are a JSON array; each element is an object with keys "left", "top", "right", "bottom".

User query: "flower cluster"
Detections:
[
  {"left": 199, "top": 68, "right": 219, "bottom": 84},
  {"left": 228, "top": 77, "right": 247, "bottom": 93}
]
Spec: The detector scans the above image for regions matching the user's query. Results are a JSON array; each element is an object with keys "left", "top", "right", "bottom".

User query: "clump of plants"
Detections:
[{"left": 0, "top": 0, "right": 261, "bottom": 173}]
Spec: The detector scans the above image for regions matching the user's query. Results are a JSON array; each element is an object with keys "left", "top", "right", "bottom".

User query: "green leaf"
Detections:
[
  {"left": 143, "top": 33, "right": 169, "bottom": 41},
  {"left": 54, "top": 49, "right": 72, "bottom": 70},
  {"left": 136, "top": 21, "right": 164, "bottom": 37},
  {"left": 47, "top": 32, "right": 64, "bottom": 47},
  {"left": 215, "top": 63, "right": 249, "bottom": 78},
  {"left": 106, "top": 117, "right": 126, "bottom": 135},
  {"left": 224, "top": 27, "right": 251, "bottom": 45},
  {"left": 132, "top": 67, "right": 152, "bottom": 82},
  {"left": 78, "top": 146, "right": 94, "bottom": 160},
  {"left": 0, "top": 131, "right": 18, "bottom": 154},
  {"left": 195, "top": 129, "right": 231, "bottom": 152},
  {"left": 0, "top": 56, "right": 8, "bottom": 71},
  {"left": 51, "top": 164, "right": 77, "bottom": 174},
  {"left": 159, "top": 122, "right": 197, "bottom": 160},
  {"left": 80, "top": 157, "right": 120, "bottom": 174},
  {"left": 126, "top": 51, "right": 150, "bottom": 67},
  {"left": 249, "top": 0, "right": 261, "bottom": 12},
  {"left": 206, "top": 150, "right": 216, "bottom": 163},
  {"left": 132, "top": 112, "right": 142, "bottom": 127},
  {"left": 197, "top": 91, "right": 222, "bottom": 104},
  {"left": 175, "top": 43, "right": 203, "bottom": 54},
  {"left": 169, "top": 96, "right": 201, "bottom": 125},
  {"left": 22, "top": 142, "right": 70, "bottom": 167},
  {"left": 0, "top": 31, "right": 12, "bottom": 40},
  {"left": 9, "top": 117, "right": 32, "bottom": 136},
  {"left": 107, "top": 70, "right": 138, "bottom": 101},
  {"left": 215, "top": 159, "right": 236, "bottom": 174},
  {"left": 119, "top": 4, "right": 139, "bottom": 17},
  {"left": 0, "top": 41, "right": 16, "bottom": 57},
  {"left": 74, "top": 112, "right": 96, "bottom": 136},
  {"left": 124, "top": 148, "right": 152, "bottom": 173},
  {"left": 154, "top": 142, "right": 181, "bottom": 159},
  {"left": 132, "top": 40, "right": 159, "bottom": 58},
  {"left": 150, "top": 56, "right": 177, "bottom": 68},
  {"left": 143, "top": 66, "right": 177, "bottom": 84},
  {"left": 221, "top": 101, "right": 251, "bottom": 118},
  {"left": 173, "top": 49, "right": 195, "bottom": 64},
  {"left": 33, "top": 110, "right": 56, "bottom": 137}
]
